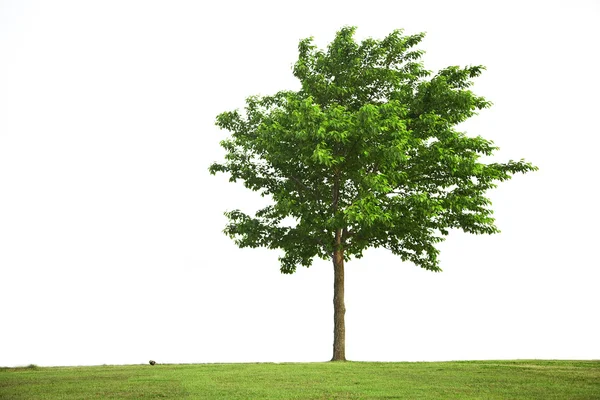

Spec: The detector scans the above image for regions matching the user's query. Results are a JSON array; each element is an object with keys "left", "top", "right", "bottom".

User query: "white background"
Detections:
[{"left": 1, "top": 0, "right": 598, "bottom": 367}]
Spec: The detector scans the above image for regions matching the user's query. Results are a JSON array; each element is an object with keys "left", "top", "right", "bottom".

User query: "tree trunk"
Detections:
[{"left": 331, "top": 230, "right": 346, "bottom": 361}]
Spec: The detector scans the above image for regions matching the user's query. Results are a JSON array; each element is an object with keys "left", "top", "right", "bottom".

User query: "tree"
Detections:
[{"left": 209, "top": 26, "right": 537, "bottom": 361}]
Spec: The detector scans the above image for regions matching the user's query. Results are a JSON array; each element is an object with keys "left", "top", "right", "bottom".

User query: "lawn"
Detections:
[{"left": 1, "top": 360, "right": 599, "bottom": 399}]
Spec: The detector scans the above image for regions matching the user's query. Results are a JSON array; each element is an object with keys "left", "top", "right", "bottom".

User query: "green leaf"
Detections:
[{"left": 210, "top": 26, "right": 538, "bottom": 274}]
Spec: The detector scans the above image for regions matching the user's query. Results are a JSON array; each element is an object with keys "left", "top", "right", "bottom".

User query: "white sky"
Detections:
[{"left": 1, "top": 0, "right": 599, "bottom": 367}]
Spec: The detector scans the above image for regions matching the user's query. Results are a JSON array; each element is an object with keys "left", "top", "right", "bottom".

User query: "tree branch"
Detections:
[{"left": 290, "top": 175, "right": 313, "bottom": 194}]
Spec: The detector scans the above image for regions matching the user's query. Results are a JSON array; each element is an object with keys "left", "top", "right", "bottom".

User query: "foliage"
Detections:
[{"left": 209, "top": 26, "right": 537, "bottom": 274}]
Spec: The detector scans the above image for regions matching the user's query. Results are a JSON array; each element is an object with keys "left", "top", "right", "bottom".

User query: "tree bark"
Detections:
[{"left": 331, "top": 229, "right": 346, "bottom": 361}]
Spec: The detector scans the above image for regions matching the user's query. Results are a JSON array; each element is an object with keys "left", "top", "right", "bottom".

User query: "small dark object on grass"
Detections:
[{"left": 149, "top": 360, "right": 156, "bottom": 366}]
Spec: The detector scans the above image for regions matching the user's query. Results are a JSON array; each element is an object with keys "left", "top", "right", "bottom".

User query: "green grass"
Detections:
[{"left": 1, "top": 360, "right": 599, "bottom": 399}]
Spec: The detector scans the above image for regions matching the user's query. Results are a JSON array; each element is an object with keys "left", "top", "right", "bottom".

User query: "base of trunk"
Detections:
[{"left": 332, "top": 245, "right": 346, "bottom": 362}]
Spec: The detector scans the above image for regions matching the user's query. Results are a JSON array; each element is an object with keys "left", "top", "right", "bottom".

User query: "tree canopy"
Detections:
[{"left": 209, "top": 26, "right": 537, "bottom": 275}]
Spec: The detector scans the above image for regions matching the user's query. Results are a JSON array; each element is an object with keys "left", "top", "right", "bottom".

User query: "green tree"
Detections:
[{"left": 209, "top": 27, "right": 537, "bottom": 361}]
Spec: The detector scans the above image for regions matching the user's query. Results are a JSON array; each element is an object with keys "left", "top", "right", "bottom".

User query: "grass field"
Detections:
[{"left": 1, "top": 360, "right": 599, "bottom": 399}]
